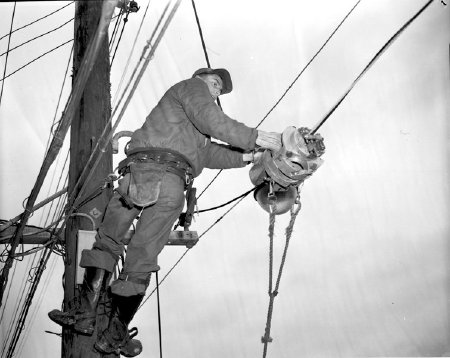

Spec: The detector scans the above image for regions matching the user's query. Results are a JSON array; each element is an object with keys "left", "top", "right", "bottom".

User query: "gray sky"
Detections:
[{"left": 0, "top": 1, "right": 449, "bottom": 357}]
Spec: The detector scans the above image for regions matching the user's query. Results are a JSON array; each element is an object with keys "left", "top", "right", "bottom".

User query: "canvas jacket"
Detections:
[{"left": 128, "top": 77, "right": 258, "bottom": 177}]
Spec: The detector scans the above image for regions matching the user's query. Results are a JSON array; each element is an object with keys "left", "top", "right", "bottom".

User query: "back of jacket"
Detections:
[{"left": 128, "top": 77, "right": 258, "bottom": 177}]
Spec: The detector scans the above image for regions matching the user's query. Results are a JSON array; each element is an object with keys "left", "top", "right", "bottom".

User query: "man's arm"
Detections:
[
  {"left": 177, "top": 78, "right": 258, "bottom": 151},
  {"left": 201, "top": 142, "right": 248, "bottom": 170}
]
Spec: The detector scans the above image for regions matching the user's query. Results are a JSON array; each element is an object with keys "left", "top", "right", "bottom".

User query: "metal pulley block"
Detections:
[
  {"left": 250, "top": 126, "right": 325, "bottom": 189},
  {"left": 250, "top": 126, "right": 325, "bottom": 214}
]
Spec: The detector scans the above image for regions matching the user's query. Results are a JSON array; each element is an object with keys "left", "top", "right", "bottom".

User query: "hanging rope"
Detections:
[{"left": 261, "top": 198, "right": 302, "bottom": 358}]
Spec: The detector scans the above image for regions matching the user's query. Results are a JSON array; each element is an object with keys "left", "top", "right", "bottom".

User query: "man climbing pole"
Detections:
[{"left": 49, "top": 67, "right": 283, "bottom": 356}]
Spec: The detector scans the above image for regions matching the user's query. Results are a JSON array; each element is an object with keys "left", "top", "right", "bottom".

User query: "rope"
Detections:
[
  {"left": 262, "top": 200, "right": 302, "bottom": 358},
  {"left": 310, "top": 0, "right": 435, "bottom": 134},
  {"left": 0, "top": 2, "right": 16, "bottom": 108}
]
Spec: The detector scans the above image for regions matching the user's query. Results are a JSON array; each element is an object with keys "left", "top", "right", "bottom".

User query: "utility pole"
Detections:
[{"left": 62, "top": 1, "right": 115, "bottom": 357}]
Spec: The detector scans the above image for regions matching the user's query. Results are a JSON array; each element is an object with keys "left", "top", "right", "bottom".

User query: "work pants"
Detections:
[{"left": 80, "top": 169, "right": 185, "bottom": 296}]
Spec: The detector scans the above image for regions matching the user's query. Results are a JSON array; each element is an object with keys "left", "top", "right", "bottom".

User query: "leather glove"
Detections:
[
  {"left": 243, "top": 150, "right": 264, "bottom": 163},
  {"left": 256, "top": 130, "right": 282, "bottom": 152}
]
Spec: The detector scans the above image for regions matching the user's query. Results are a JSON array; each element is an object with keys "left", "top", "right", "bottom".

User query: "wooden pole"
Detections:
[{"left": 62, "top": 1, "right": 115, "bottom": 357}]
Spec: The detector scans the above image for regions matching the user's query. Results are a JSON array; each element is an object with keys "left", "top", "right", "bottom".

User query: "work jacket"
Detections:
[{"left": 128, "top": 77, "right": 258, "bottom": 177}]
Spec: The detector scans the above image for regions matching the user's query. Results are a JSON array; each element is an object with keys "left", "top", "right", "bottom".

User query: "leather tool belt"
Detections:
[{"left": 118, "top": 147, "right": 194, "bottom": 185}]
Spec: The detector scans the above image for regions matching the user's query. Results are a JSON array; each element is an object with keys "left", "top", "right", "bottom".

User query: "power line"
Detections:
[
  {"left": 191, "top": 0, "right": 221, "bottom": 109},
  {"left": 310, "top": 0, "right": 435, "bottom": 134},
  {"left": 140, "top": 188, "right": 254, "bottom": 308},
  {"left": 255, "top": 0, "right": 362, "bottom": 129},
  {"left": 60, "top": 0, "right": 182, "bottom": 237},
  {"left": 139, "top": 0, "right": 435, "bottom": 309},
  {"left": 110, "top": 10, "right": 131, "bottom": 66},
  {"left": 0, "top": 2, "right": 16, "bottom": 108},
  {"left": 0, "top": 39, "right": 73, "bottom": 82},
  {"left": 112, "top": 0, "right": 152, "bottom": 106},
  {"left": 109, "top": 7, "right": 124, "bottom": 50},
  {"left": 194, "top": 0, "right": 362, "bottom": 202},
  {"left": 0, "top": 0, "right": 118, "bottom": 309},
  {"left": 0, "top": 18, "right": 74, "bottom": 58},
  {"left": 0, "top": 1, "right": 74, "bottom": 42}
]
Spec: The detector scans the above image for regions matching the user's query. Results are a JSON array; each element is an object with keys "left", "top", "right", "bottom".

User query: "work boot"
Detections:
[
  {"left": 48, "top": 267, "right": 107, "bottom": 335},
  {"left": 94, "top": 294, "right": 144, "bottom": 357}
]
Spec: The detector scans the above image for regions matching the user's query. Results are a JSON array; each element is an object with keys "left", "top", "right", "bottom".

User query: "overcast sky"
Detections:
[{"left": 0, "top": 1, "right": 449, "bottom": 357}]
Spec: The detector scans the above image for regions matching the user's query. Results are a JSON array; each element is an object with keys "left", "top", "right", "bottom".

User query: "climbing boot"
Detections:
[
  {"left": 48, "top": 267, "right": 107, "bottom": 335},
  {"left": 94, "top": 294, "right": 144, "bottom": 357}
]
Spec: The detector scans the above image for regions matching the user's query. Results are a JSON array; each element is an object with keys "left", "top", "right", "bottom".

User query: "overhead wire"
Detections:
[
  {"left": 0, "top": 39, "right": 74, "bottom": 82},
  {"left": 110, "top": 9, "right": 131, "bottom": 66},
  {"left": 255, "top": 0, "right": 362, "bottom": 129},
  {"left": 15, "top": 255, "right": 59, "bottom": 358},
  {"left": 0, "top": 0, "right": 118, "bottom": 328},
  {"left": 59, "top": 0, "right": 182, "bottom": 242},
  {"left": 109, "top": 8, "right": 124, "bottom": 50},
  {"left": 310, "top": 0, "right": 435, "bottom": 134},
  {"left": 140, "top": 186, "right": 254, "bottom": 307},
  {"left": 139, "top": 0, "right": 435, "bottom": 310},
  {"left": 0, "top": 2, "right": 16, "bottom": 108},
  {"left": 195, "top": 0, "right": 363, "bottom": 202},
  {"left": 112, "top": 0, "right": 152, "bottom": 107},
  {"left": 0, "top": 1, "right": 74, "bottom": 42},
  {"left": 4, "top": 245, "right": 55, "bottom": 358},
  {"left": 0, "top": 18, "right": 74, "bottom": 58},
  {"left": 190, "top": 0, "right": 226, "bottom": 201},
  {"left": 0, "top": 1, "right": 180, "bottom": 335},
  {"left": 44, "top": 44, "right": 74, "bottom": 153}
]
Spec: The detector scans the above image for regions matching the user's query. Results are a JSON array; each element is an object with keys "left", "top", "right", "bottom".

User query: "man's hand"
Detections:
[
  {"left": 243, "top": 150, "right": 264, "bottom": 163},
  {"left": 256, "top": 130, "right": 282, "bottom": 152}
]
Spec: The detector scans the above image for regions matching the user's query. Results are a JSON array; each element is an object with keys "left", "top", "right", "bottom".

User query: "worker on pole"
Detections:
[{"left": 49, "top": 67, "right": 282, "bottom": 356}]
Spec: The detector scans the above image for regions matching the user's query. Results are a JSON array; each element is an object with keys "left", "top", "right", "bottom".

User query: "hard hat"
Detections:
[
  {"left": 192, "top": 68, "right": 233, "bottom": 95},
  {"left": 254, "top": 183, "right": 298, "bottom": 215}
]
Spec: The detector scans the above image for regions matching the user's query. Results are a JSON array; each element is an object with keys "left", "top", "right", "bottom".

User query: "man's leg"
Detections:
[
  {"left": 48, "top": 193, "right": 141, "bottom": 335},
  {"left": 96, "top": 172, "right": 185, "bottom": 355}
]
